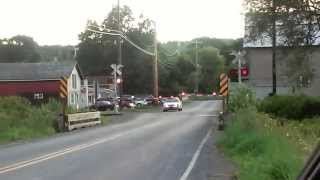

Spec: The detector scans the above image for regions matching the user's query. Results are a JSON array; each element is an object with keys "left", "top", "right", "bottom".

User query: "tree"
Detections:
[
  {"left": 77, "top": 6, "right": 155, "bottom": 94},
  {"left": 245, "top": 0, "right": 320, "bottom": 94},
  {"left": 0, "top": 35, "right": 40, "bottom": 62},
  {"left": 198, "top": 47, "right": 225, "bottom": 93}
]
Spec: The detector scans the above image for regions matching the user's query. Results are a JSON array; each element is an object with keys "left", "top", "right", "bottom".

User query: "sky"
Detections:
[{"left": 0, "top": 0, "right": 244, "bottom": 45}]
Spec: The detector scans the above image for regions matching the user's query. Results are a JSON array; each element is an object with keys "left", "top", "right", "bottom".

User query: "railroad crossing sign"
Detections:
[
  {"left": 111, "top": 64, "right": 123, "bottom": 76},
  {"left": 219, "top": 73, "right": 229, "bottom": 97},
  {"left": 231, "top": 50, "right": 246, "bottom": 65},
  {"left": 59, "top": 76, "right": 68, "bottom": 99}
]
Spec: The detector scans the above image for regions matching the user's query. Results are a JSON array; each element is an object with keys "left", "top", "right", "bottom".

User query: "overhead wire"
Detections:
[{"left": 87, "top": 27, "right": 154, "bottom": 56}]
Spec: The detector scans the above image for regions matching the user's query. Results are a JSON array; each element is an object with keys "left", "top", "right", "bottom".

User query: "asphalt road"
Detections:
[{"left": 0, "top": 100, "right": 228, "bottom": 180}]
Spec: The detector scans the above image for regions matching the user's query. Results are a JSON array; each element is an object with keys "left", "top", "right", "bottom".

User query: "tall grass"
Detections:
[
  {"left": 0, "top": 97, "right": 61, "bottom": 144},
  {"left": 218, "top": 108, "right": 304, "bottom": 180}
]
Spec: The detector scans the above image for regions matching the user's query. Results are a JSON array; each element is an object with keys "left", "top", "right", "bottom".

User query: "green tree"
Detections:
[
  {"left": 0, "top": 35, "right": 40, "bottom": 62},
  {"left": 198, "top": 47, "right": 225, "bottom": 93},
  {"left": 245, "top": 0, "right": 320, "bottom": 92},
  {"left": 77, "top": 6, "right": 155, "bottom": 94}
]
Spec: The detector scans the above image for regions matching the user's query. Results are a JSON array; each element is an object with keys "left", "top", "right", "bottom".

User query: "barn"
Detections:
[{"left": 0, "top": 62, "right": 88, "bottom": 107}]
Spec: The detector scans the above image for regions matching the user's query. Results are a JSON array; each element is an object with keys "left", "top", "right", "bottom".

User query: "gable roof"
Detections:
[{"left": 0, "top": 62, "right": 83, "bottom": 81}]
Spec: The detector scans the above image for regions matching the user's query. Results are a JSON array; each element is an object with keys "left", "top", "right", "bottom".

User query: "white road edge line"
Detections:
[
  {"left": 0, "top": 121, "right": 163, "bottom": 174},
  {"left": 199, "top": 115, "right": 218, "bottom": 117},
  {"left": 179, "top": 128, "right": 212, "bottom": 180}
]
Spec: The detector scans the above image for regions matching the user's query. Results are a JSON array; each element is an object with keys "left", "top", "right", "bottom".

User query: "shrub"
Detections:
[
  {"left": 229, "top": 84, "right": 256, "bottom": 112},
  {"left": 0, "top": 97, "right": 61, "bottom": 143},
  {"left": 218, "top": 108, "right": 303, "bottom": 180},
  {"left": 258, "top": 95, "right": 320, "bottom": 120}
]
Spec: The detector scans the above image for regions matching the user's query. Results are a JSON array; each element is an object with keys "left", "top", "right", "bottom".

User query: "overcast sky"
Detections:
[{"left": 0, "top": 0, "right": 244, "bottom": 45}]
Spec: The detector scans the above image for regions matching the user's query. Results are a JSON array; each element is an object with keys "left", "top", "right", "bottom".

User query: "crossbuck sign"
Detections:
[{"left": 111, "top": 64, "right": 123, "bottom": 76}]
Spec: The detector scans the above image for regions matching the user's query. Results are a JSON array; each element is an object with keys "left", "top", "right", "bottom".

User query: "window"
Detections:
[
  {"left": 72, "top": 74, "right": 77, "bottom": 89},
  {"left": 34, "top": 93, "right": 44, "bottom": 100},
  {"left": 71, "top": 93, "right": 75, "bottom": 104}
]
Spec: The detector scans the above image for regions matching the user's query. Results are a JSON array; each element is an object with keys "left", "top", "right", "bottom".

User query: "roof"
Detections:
[{"left": 0, "top": 62, "right": 83, "bottom": 81}]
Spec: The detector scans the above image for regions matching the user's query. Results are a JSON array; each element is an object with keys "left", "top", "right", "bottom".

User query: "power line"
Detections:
[{"left": 87, "top": 28, "right": 154, "bottom": 56}]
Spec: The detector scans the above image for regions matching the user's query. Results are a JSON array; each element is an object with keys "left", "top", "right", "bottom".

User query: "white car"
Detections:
[
  {"left": 134, "top": 98, "right": 148, "bottom": 107},
  {"left": 162, "top": 98, "right": 182, "bottom": 112}
]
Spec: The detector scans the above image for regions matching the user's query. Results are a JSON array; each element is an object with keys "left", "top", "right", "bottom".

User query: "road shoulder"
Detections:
[{"left": 188, "top": 129, "right": 236, "bottom": 180}]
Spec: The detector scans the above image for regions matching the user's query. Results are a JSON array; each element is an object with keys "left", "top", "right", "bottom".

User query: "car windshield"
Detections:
[{"left": 164, "top": 98, "right": 178, "bottom": 103}]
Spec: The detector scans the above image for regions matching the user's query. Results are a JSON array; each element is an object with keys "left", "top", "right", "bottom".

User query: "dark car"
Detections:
[
  {"left": 145, "top": 95, "right": 159, "bottom": 105},
  {"left": 119, "top": 97, "right": 136, "bottom": 109},
  {"left": 94, "top": 97, "right": 117, "bottom": 111}
]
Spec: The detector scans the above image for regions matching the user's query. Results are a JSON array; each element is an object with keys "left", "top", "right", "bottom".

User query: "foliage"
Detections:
[
  {"left": 229, "top": 84, "right": 256, "bottom": 112},
  {"left": 218, "top": 108, "right": 304, "bottom": 180},
  {"left": 244, "top": 0, "right": 320, "bottom": 89},
  {"left": 258, "top": 95, "right": 320, "bottom": 120},
  {"left": 0, "top": 97, "right": 60, "bottom": 144},
  {"left": 77, "top": 6, "right": 154, "bottom": 94},
  {"left": 38, "top": 45, "right": 75, "bottom": 62},
  {"left": 76, "top": 5, "right": 241, "bottom": 95},
  {"left": 245, "top": 0, "right": 320, "bottom": 46},
  {"left": 0, "top": 35, "right": 41, "bottom": 62}
]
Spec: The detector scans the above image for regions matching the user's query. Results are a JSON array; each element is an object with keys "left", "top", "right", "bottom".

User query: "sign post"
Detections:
[
  {"left": 111, "top": 64, "right": 123, "bottom": 113},
  {"left": 218, "top": 73, "right": 229, "bottom": 130},
  {"left": 59, "top": 76, "right": 68, "bottom": 131}
]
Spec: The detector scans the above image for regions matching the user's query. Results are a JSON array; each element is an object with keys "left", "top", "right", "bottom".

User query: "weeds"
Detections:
[
  {"left": 0, "top": 97, "right": 61, "bottom": 144},
  {"left": 218, "top": 108, "right": 304, "bottom": 180}
]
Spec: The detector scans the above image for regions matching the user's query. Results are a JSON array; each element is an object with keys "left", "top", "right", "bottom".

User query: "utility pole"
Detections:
[
  {"left": 271, "top": 0, "right": 277, "bottom": 95},
  {"left": 237, "top": 51, "right": 242, "bottom": 84},
  {"left": 117, "top": 0, "right": 123, "bottom": 96},
  {"left": 153, "top": 23, "right": 159, "bottom": 98},
  {"left": 195, "top": 40, "right": 199, "bottom": 94}
]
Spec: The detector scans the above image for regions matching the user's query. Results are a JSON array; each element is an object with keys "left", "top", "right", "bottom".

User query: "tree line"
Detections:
[{"left": 0, "top": 5, "right": 241, "bottom": 96}]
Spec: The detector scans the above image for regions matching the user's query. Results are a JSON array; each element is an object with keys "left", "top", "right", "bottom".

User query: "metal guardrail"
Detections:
[{"left": 66, "top": 112, "right": 101, "bottom": 131}]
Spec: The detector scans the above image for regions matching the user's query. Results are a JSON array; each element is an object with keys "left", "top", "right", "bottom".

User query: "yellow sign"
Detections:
[
  {"left": 59, "top": 76, "right": 68, "bottom": 99},
  {"left": 219, "top": 73, "right": 229, "bottom": 96}
]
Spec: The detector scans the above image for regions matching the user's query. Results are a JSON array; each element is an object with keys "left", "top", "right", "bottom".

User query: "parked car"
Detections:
[
  {"left": 134, "top": 97, "right": 148, "bottom": 107},
  {"left": 162, "top": 97, "right": 182, "bottom": 112},
  {"left": 145, "top": 95, "right": 159, "bottom": 105},
  {"left": 94, "top": 97, "right": 117, "bottom": 111},
  {"left": 119, "top": 97, "right": 136, "bottom": 109}
]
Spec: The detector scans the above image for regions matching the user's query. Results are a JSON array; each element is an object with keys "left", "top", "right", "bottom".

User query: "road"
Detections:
[{"left": 0, "top": 100, "right": 228, "bottom": 180}]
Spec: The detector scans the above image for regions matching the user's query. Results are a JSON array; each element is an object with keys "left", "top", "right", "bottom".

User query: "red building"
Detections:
[{"left": 0, "top": 62, "right": 84, "bottom": 105}]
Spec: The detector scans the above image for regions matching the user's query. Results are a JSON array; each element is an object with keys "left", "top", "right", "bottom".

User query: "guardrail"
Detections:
[{"left": 66, "top": 111, "right": 101, "bottom": 131}]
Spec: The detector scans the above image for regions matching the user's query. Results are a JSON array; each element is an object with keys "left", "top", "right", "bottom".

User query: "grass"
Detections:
[
  {"left": 0, "top": 97, "right": 60, "bottom": 144},
  {"left": 100, "top": 115, "right": 110, "bottom": 125},
  {"left": 218, "top": 108, "right": 307, "bottom": 180}
]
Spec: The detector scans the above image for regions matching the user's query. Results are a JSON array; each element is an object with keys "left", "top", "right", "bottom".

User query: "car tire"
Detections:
[{"left": 163, "top": 109, "right": 168, "bottom": 112}]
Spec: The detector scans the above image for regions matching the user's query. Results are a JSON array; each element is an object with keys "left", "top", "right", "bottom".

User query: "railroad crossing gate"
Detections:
[
  {"left": 59, "top": 76, "right": 68, "bottom": 99},
  {"left": 219, "top": 73, "right": 229, "bottom": 97}
]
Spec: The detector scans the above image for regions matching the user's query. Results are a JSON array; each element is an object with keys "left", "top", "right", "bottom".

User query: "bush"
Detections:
[
  {"left": 229, "top": 84, "right": 256, "bottom": 112},
  {"left": 258, "top": 95, "right": 320, "bottom": 120},
  {"left": 0, "top": 97, "right": 61, "bottom": 143},
  {"left": 218, "top": 108, "right": 303, "bottom": 180}
]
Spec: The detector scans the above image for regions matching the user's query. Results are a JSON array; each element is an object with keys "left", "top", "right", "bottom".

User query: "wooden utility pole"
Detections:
[
  {"left": 117, "top": 0, "right": 123, "bottom": 96},
  {"left": 153, "top": 26, "right": 159, "bottom": 98},
  {"left": 272, "top": 0, "right": 277, "bottom": 95}
]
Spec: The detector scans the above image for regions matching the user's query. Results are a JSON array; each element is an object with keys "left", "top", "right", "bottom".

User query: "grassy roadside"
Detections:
[
  {"left": 0, "top": 97, "right": 60, "bottom": 144},
  {"left": 0, "top": 96, "right": 110, "bottom": 145},
  {"left": 218, "top": 108, "right": 306, "bottom": 180},
  {"left": 217, "top": 85, "right": 320, "bottom": 180}
]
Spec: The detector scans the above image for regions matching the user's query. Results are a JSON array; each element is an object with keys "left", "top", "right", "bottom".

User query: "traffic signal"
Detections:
[{"left": 229, "top": 67, "right": 249, "bottom": 82}]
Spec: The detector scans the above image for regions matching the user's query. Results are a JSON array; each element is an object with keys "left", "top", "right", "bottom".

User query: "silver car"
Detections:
[{"left": 162, "top": 97, "right": 182, "bottom": 112}]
